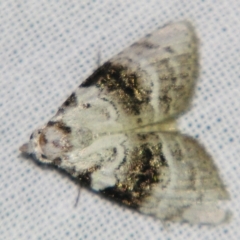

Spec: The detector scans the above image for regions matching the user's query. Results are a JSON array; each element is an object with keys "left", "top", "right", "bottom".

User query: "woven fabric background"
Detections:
[{"left": 1, "top": 1, "right": 239, "bottom": 239}]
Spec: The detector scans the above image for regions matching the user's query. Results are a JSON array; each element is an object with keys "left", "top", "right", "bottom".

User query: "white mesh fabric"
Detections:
[{"left": 1, "top": 0, "right": 239, "bottom": 239}]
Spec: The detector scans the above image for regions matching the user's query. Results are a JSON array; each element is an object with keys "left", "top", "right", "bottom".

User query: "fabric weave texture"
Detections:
[{"left": 1, "top": 1, "right": 239, "bottom": 239}]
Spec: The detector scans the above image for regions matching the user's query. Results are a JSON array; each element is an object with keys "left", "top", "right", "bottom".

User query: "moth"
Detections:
[{"left": 20, "top": 21, "right": 230, "bottom": 225}]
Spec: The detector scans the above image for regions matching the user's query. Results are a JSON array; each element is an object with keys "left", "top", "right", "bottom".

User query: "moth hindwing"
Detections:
[{"left": 20, "top": 21, "right": 230, "bottom": 225}]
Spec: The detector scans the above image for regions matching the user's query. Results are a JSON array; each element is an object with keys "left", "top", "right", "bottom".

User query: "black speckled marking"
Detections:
[
  {"left": 131, "top": 41, "right": 159, "bottom": 49},
  {"left": 159, "top": 95, "right": 172, "bottom": 113},
  {"left": 101, "top": 97, "right": 119, "bottom": 117},
  {"left": 78, "top": 172, "right": 92, "bottom": 187},
  {"left": 137, "top": 118, "right": 142, "bottom": 124},
  {"left": 63, "top": 93, "right": 77, "bottom": 107},
  {"left": 53, "top": 157, "right": 62, "bottom": 165},
  {"left": 172, "top": 148, "right": 183, "bottom": 162},
  {"left": 47, "top": 121, "right": 56, "bottom": 126},
  {"left": 80, "top": 61, "right": 150, "bottom": 115},
  {"left": 83, "top": 103, "right": 91, "bottom": 108},
  {"left": 100, "top": 143, "right": 164, "bottom": 209},
  {"left": 80, "top": 62, "right": 110, "bottom": 87},
  {"left": 78, "top": 165, "right": 101, "bottom": 187},
  {"left": 41, "top": 154, "right": 48, "bottom": 159},
  {"left": 164, "top": 46, "right": 175, "bottom": 53},
  {"left": 56, "top": 108, "right": 65, "bottom": 115},
  {"left": 137, "top": 133, "right": 147, "bottom": 141},
  {"left": 47, "top": 121, "right": 72, "bottom": 134},
  {"left": 160, "top": 153, "right": 168, "bottom": 166},
  {"left": 58, "top": 124, "right": 71, "bottom": 134}
]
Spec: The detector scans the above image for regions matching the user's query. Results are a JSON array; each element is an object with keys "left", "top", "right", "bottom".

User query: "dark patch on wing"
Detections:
[
  {"left": 78, "top": 165, "right": 101, "bottom": 187},
  {"left": 159, "top": 95, "right": 172, "bottom": 114},
  {"left": 137, "top": 118, "right": 142, "bottom": 124},
  {"left": 53, "top": 157, "right": 62, "bottom": 165},
  {"left": 83, "top": 103, "right": 91, "bottom": 108},
  {"left": 47, "top": 121, "right": 55, "bottom": 126},
  {"left": 41, "top": 154, "right": 48, "bottom": 159},
  {"left": 80, "top": 62, "right": 111, "bottom": 87},
  {"left": 137, "top": 133, "right": 147, "bottom": 141},
  {"left": 47, "top": 121, "right": 72, "bottom": 134},
  {"left": 101, "top": 97, "right": 119, "bottom": 117},
  {"left": 100, "top": 143, "right": 164, "bottom": 209},
  {"left": 164, "top": 46, "right": 175, "bottom": 54},
  {"left": 39, "top": 133, "right": 48, "bottom": 145},
  {"left": 160, "top": 153, "right": 168, "bottom": 166},
  {"left": 116, "top": 156, "right": 127, "bottom": 171},
  {"left": 78, "top": 172, "right": 92, "bottom": 187},
  {"left": 63, "top": 93, "right": 77, "bottom": 107},
  {"left": 80, "top": 61, "right": 150, "bottom": 115},
  {"left": 131, "top": 41, "right": 159, "bottom": 49},
  {"left": 172, "top": 148, "right": 183, "bottom": 162},
  {"left": 56, "top": 108, "right": 65, "bottom": 115},
  {"left": 58, "top": 125, "right": 71, "bottom": 134}
]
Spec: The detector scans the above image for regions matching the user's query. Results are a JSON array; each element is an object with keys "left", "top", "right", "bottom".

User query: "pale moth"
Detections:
[{"left": 20, "top": 21, "right": 230, "bottom": 225}]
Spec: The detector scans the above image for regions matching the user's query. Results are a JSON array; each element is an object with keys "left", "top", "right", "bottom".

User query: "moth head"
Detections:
[{"left": 20, "top": 123, "right": 72, "bottom": 164}]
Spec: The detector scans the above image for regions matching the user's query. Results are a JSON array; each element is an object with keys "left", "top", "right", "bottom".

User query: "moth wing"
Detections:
[
  {"left": 81, "top": 21, "right": 198, "bottom": 129},
  {"left": 92, "top": 131, "right": 229, "bottom": 225},
  {"left": 137, "top": 133, "right": 230, "bottom": 224},
  {"left": 114, "top": 21, "right": 198, "bottom": 123},
  {"left": 23, "top": 21, "right": 198, "bottom": 162}
]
